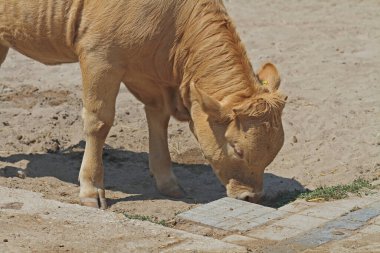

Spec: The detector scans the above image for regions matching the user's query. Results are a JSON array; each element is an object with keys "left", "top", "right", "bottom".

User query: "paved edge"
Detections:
[
  {"left": 0, "top": 186, "right": 247, "bottom": 253},
  {"left": 178, "top": 194, "right": 380, "bottom": 252}
]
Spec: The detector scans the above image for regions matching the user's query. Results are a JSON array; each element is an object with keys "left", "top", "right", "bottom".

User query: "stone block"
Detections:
[
  {"left": 373, "top": 215, "right": 380, "bottom": 225},
  {"left": 178, "top": 211, "right": 219, "bottom": 226},
  {"left": 365, "top": 191, "right": 380, "bottom": 199},
  {"left": 235, "top": 207, "right": 275, "bottom": 221},
  {"left": 250, "top": 210, "right": 289, "bottom": 225},
  {"left": 323, "top": 218, "right": 363, "bottom": 231},
  {"left": 289, "top": 226, "right": 349, "bottom": 248},
  {"left": 340, "top": 205, "right": 380, "bottom": 223},
  {"left": 278, "top": 199, "right": 317, "bottom": 213},
  {"left": 228, "top": 221, "right": 261, "bottom": 231},
  {"left": 222, "top": 210, "right": 288, "bottom": 232},
  {"left": 178, "top": 197, "right": 276, "bottom": 232},
  {"left": 298, "top": 204, "right": 347, "bottom": 220},
  {"left": 331, "top": 197, "right": 379, "bottom": 210},
  {"left": 273, "top": 214, "right": 328, "bottom": 231},
  {"left": 247, "top": 225, "right": 303, "bottom": 241},
  {"left": 360, "top": 224, "right": 380, "bottom": 234},
  {"left": 229, "top": 204, "right": 272, "bottom": 217},
  {"left": 212, "top": 217, "right": 247, "bottom": 230},
  {"left": 222, "top": 234, "right": 258, "bottom": 246},
  {"left": 368, "top": 200, "right": 380, "bottom": 209}
]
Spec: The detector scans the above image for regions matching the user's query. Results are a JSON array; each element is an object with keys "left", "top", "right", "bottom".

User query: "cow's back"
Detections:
[
  {"left": 0, "top": 0, "right": 81, "bottom": 64},
  {"left": 0, "top": 0, "right": 191, "bottom": 65}
]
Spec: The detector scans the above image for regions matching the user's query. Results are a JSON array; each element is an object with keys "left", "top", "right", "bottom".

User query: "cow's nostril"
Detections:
[{"left": 243, "top": 195, "right": 250, "bottom": 202}]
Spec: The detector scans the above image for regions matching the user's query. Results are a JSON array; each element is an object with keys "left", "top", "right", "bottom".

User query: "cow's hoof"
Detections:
[
  {"left": 80, "top": 197, "right": 107, "bottom": 209},
  {"left": 158, "top": 183, "right": 185, "bottom": 198},
  {"left": 99, "top": 197, "right": 107, "bottom": 209},
  {"left": 80, "top": 197, "right": 99, "bottom": 208}
]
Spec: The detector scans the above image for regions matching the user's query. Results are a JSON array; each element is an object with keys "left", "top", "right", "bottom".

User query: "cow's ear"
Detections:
[
  {"left": 258, "top": 63, "right": 281, "bottom": 92},
  {"left": 191, "top": 82, "right": 230, "bottom": 121}
]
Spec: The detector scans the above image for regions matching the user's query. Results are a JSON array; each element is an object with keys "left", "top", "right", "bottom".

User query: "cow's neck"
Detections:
[
  {"left": 174, "top": 1, "right": 259, "bottom": 112},
  {"left": 170, "top": 1, "right": 261, "bottom": 165}
]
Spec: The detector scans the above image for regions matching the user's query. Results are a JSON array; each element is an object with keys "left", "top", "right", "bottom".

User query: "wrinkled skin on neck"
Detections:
[{"left": 189, "top": 63, "right": 286, "bottom": 203}]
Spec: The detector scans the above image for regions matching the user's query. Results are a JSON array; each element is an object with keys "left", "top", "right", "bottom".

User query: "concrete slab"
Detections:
[
  {"left": 283, "top": 202, "right": 380, "bottom": 250},
  {"left": 340, "top": 202, "right": 380, "bottom": 223},
  {"left": 273, "top": 214, "right": 328, "bottom": 231},
  {"left": 249, "top": 210, "right": 289, "bottom": 226},
  {"left": 330, "top": 197, "right": 379, "bottom": 210},
  {"left": 308, "top": 231, "right": 380, "bottom": 253},
  {"left": 323, "top": 218, "right": 364, "bottom": 231},
  {"left": 288, "top": 226, "right": 349, "bottom": 248},
  {"left": 0, "top": 186, "right": 246, "bottom": 253},
  {"left": 278, "top": 199, "right": 317, "bottom": 213},
  {"left": 360, "top": 224, "right": 380, "bottom": 234},
  {"left": 222, "top": 234, "right": 258, "bottom": 246},
  {"left": 374, "top": 215, "right": 380, "bottom": 225},
  {"left": 298, "top": 203, "right": 348, "bottom": 220},
  {"left": 225, "top": 220, "right": 261, "bottom": 232},
  {"left": 178, "top": 197, "right": 276, "bottom": 231},
  {"left": 247, "top": 224, "right": 303, "bottom": 241}
]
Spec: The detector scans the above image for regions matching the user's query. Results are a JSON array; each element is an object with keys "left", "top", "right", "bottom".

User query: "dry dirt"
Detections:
[{"left": 1, "top": 0, "right": 380, "bottom": 245}]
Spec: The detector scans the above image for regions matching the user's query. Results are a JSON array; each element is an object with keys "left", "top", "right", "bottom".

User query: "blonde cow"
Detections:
[{"left": 0, "top": 0, "right": 287, "bottom": 208}]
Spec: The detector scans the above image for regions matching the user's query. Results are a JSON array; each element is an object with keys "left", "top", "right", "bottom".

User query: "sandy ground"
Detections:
[{"left": 1, "top": 0, "right": 380, "bottom": 231}]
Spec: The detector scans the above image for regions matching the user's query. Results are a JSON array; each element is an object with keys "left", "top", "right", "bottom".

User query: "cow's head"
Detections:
[{"left": 190, "top": 63, "right": 286, "bottom": 203}]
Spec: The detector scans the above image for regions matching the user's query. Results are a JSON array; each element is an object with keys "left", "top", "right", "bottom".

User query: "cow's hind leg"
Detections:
[
  {"left": 0, "top": 45, "right": 9, "bottom": 66},
  {"left": 78, "top": 55, "right": 123, "bottom": 209},
  {"left": 145, "top": 106, "right": 185, "bottom": 198}
]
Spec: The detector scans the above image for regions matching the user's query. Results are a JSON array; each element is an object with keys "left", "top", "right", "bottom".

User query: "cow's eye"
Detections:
[{"left": 230, "top": 143, "right": 244, "bottom": 159}]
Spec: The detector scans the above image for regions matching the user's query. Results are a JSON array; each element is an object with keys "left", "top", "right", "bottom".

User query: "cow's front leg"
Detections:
[
  {"left": 78, "top": 57, "right": 123, "bottom": 209},
  {"left": 145, "top": 106, "right": 184, "bottom": 198}
]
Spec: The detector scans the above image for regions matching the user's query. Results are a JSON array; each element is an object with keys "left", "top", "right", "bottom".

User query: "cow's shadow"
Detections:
[{"left": 0, "top": 141, "right": 305, "bottom": 207}]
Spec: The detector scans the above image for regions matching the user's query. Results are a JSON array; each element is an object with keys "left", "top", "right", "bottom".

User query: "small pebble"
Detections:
[
  {"left": 333, "top": 231, "right": 345, "bottom": 236},
  {"left": 17, "top": 170, "right": 26, "bottom": 179},
  {"left": 3, "top": 239, "right": 8, "bottom": 242},
  {"left": 292, "top": 136, "right": 298, "bottom": 143},
  {"left": 26, "top": 139, "right": 36, "bottom": 146}
]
